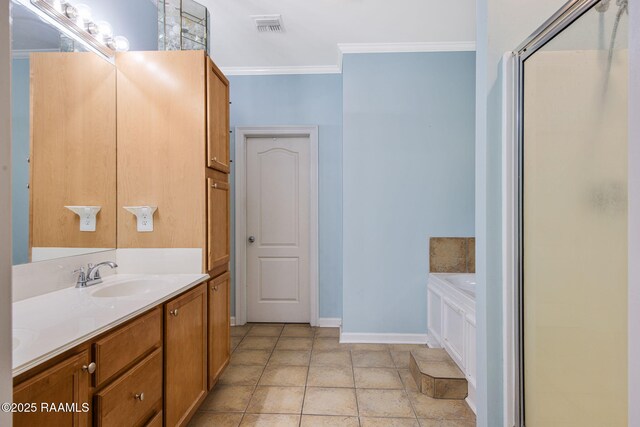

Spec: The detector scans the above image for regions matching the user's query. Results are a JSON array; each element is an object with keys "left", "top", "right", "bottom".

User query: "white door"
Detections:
[{"left": 246, "top": 136, "right": 310, "bottom": 323}]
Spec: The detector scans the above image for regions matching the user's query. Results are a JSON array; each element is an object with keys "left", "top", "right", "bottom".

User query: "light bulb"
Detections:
[
  {"left": 113, "top": 36, "right": 130, "bottom": 52},
  {"left": 96, "top": 21, "right": 113, "bottom": 41},
  {"left": 74, "top": 4, "right": 92, "bottom": 26}
]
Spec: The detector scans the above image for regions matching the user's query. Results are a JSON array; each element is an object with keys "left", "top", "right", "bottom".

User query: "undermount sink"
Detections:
[{"left": 91, "top": 279, "right": 163, "bottom": 298}]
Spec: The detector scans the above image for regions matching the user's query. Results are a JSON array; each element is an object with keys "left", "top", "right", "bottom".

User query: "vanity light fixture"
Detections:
[{"left": 16, "top": 0, "right": 130, "bottom": 61}]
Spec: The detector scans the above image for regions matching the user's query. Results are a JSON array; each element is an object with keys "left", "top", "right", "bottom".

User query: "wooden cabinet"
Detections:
[
  {"left": 94, "top": 349, "right": 162, "bottom": 427},
  {"left": 13, "top": 350, "right": 90, "bottom": 427},
  {"left": 206, "top": 58, "right": 230, "bottom": 173},
  {"left": 164, "top": 283, "right": 208, "bottom": 427},
  {"left": 93, "top": 308, "right": 162, "bottom": 388},
  {"left": 207, "top": 173, "right": 230, "bottom": 273},
  {"left": 117, "top": 51, "right": 231, "bottom": 279},
  {"left": 208, "top": 272, "right": 230, "bottom": 389}
]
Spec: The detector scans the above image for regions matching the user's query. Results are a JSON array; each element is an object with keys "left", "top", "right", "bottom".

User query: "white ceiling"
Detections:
[{"left": 203, "top": 0, "right": 476, "bottom": 72}]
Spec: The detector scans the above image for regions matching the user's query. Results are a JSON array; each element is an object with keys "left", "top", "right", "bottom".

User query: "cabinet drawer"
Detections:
[
  {"left": 94, "top": 308, "right": 162, "bottom": 387},
  {"left": 94, "top": 348, "right": 162, "bottom": 427},
  {"left": 144, "top": 411, "right": 162, "bottom": 427}
]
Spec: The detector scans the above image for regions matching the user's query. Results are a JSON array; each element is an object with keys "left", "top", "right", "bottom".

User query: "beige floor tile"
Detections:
[
  {"left": 314, "top": 328, "right": 340, "bottom": 338},
  {"left": 354, "top": 367, "right": 404, "bottom": 389},
  {"left": 237, "top": 336, "right": 278, "bottom": 351},
  {"left": 200, "top": 385, "right": 254, "bottom": 412},
  {"left": 240, "top": 414, "right": 301, "bottom": 427},
  {"left": 230, "top": 349, "right": 272, "bottom": 366},
  {"left": 231, "top": 325, "right": 252, "bottom": 337},
  {"left": 360, "top": 417, "right": 420, "bottom": 427},
  {"left": 408, "top": 392, "right": 475, "bottom": 420},
  {"left": 303, "top": 387, "right": 358, "bottom": 416},
  {"left": 188, "top": 412, "right": 243, "bottom": 427},
  {"left": 301, "top": 415, "right": 360, "bottom": 426},
  {"left": 231, "top": 336, "right": 243, "bottom": 352},
  {"left": 276, "top": 337, "right": 313, "bottom": 351},
  {"left": 268, "top": 350, "right": 311, "bottom": 366},
  {"left": 312, "top": 337, "right": 342, "bottom": 351},
  {"left": 389, "top": 344, "right": 429, "bottom": 352},
  {"left": 348, "top": 343, "right": 389, "bottom": 351},
  {"left": 307, "top": 366, "right": 355, "bottom": 388},
  {"left": 398, "top": 369, "right": 419, "bottom": 392},
  {"left": 310, "top": 350, "right": 352, "bottom": 367},
  {"left": 356, "top": 389, "right": 415, "bottom": 418},
  {"left": 246, "top": 386, "right": 305, "bottom": 414},
  {"left": 247, "top": 325, "right": 284, "bottom": 337},
  {"left": 219, "top": 365, "right": 264, "bottom": 386},
  {"left": 391, "top": 351, "right": 411, "bottom": 369},
  {"left": 258, "top": 365, "right": 308, "bottom": 387},
  {"left": 418, "top": 419, "right": 475, "bottom": 427},
  {"left": 281, "top": 324, "right": 315, "bottom": 337},
  {"left": 352, "top": 350, "right": 395, "bottom": 368}
]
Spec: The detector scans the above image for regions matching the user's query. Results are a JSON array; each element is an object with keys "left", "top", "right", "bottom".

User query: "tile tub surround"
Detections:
[
  {"left": 12, "top": 273, "right": 208, "bottom": 375},
  {"left": 429, "top": 238, "right": 475, "bottom": 273},
  {"left": 189, "top": 324, "right": 475, "bottom": 426}
]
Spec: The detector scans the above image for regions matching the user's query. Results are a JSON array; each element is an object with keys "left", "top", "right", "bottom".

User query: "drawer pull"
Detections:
[
  {"left": 170, "top": 309, "right": 179, "bottom": 317},
  {"left": 82, "top": 362, "right": 97, "bottom": 374},
  {"left": 135, "top": 392, "right": 145, "bottom": 401}
]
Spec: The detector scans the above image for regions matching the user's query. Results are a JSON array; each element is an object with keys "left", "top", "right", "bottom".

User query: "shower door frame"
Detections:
[{"left": 511, "top": 0, "right": 607, "bottom": 425}]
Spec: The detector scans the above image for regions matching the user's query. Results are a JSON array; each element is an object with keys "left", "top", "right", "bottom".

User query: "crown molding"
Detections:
[
  {"left": 337, "top": 41, "right": 476, "bottom": 54},
  {"left": 220, "top": 65, "right": 341, "bottom": 76},
  {"left": 219, "top": 41, "right": 476, "bottom": 76}
]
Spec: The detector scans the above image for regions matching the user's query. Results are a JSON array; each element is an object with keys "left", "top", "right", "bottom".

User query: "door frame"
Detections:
[{"left": 234, "top": 126, "right": 319, "bottom": 326}]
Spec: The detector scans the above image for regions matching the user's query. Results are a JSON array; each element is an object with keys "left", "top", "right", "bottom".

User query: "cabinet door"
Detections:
[
  {"left": 206, "top": 58, "right": 230, "bottom": 173},
  {"left": 207, "top": 176, "right": 230, "bottom": 272},
  {"left": 164, "top": 284, "right": 207, "bottom": 427},
  {"left": 208, "top": 272, "right": 230, "bottom": 389},
  {"left": 14, "top": 351, "right": 90, "bottom": 427}
]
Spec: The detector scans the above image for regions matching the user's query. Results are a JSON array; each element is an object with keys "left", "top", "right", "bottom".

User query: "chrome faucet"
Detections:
[{"left": 75, "top": 261, "right": 118, "bottom": 288}]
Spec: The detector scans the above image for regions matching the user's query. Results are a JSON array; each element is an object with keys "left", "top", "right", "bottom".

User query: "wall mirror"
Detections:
[{"left": 11, "top": 1, "right": 117, "bottom": 265}]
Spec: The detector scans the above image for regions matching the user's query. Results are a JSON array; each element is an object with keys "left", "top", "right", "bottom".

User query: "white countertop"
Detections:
[{"left": 12, "top": 273, "right": 209, "bottom": 376}]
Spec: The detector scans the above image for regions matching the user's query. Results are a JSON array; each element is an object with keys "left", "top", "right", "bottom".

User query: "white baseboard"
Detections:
[
  {"left": 230, "top": 316, "right": 236, "bottom": 327},
  {"left": 317, "top": 318, "right": 342, "bottom": 328},
  {"left": 340, "top": 332, "right": 428, "bottom": 344},
  {"left": 425, "top": 333, "right": 442, "bottom": 348}
]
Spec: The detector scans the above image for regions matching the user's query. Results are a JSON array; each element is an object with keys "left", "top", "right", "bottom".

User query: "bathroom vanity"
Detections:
[{"left": 11, "top": 34, "right": 231, "bottom": 427}]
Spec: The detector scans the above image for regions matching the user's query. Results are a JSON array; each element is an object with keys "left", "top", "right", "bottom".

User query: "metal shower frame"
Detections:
[{"left": 512, "top": 0, "right": 605, "bottom": 425}]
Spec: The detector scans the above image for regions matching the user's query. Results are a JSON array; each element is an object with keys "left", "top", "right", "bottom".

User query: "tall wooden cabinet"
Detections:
[{"left": 116, "top": 50, "right": 231, "bottom": 415}]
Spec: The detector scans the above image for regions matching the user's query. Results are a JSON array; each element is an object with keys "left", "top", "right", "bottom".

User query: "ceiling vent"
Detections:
[{"left": 252, "top": 15, "right": 284, "bottom": 33}]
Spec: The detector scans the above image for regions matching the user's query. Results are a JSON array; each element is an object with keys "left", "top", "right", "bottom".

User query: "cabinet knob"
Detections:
[
  {"left": 211, "top": 183, "right": 218, "bottom": 188},
  {"left": 82, "top": 362, "right": 96, "bottom": 374},
  {"left": 170, "top": 309, "right": 179, "bottom": 317},
  {"left": 212, "top": 285, "right": 219, "bottom": 292},
  {"left": 135, "top": 392, "right": 145, "bottom": 401}
]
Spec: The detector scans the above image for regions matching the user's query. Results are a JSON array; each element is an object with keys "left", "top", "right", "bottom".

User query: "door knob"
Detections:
[{"left": 248, "top": 236, "right": 255, "bottom": 243}]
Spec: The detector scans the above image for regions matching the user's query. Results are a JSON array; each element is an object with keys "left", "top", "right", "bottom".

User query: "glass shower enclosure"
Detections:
[{"left": 515, "top": 0, "right": 628, "bottom": 425}]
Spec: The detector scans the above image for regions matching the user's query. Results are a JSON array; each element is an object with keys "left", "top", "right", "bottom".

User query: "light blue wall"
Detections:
[
  {"left": 228, "top": 74, "right": 344, "bottom": 319},
  {"left": 342, "top": 52, "right": 476, "bottom": 334},
  {"left": 11, "top": 58, "right": 30, "bottom": 265},
  {"left": 82, "top": 0, "right": 158, "bottom": 51},
  {"left": 475, "top": 1, "right": 566, "bottom": 424}
]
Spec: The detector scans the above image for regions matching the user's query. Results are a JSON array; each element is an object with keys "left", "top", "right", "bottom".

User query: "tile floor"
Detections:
[{"left": 189, "top": 323, "right": 476, "bottom": 427}]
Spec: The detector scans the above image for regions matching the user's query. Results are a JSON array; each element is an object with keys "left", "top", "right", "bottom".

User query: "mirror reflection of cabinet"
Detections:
[{"left": 29, "top": 52, "right": 117, "bottom": 262}]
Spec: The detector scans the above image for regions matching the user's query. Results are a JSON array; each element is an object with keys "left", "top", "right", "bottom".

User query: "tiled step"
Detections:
[{"left": 409, "top": 348, "right": 467, "bottom": 400}]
